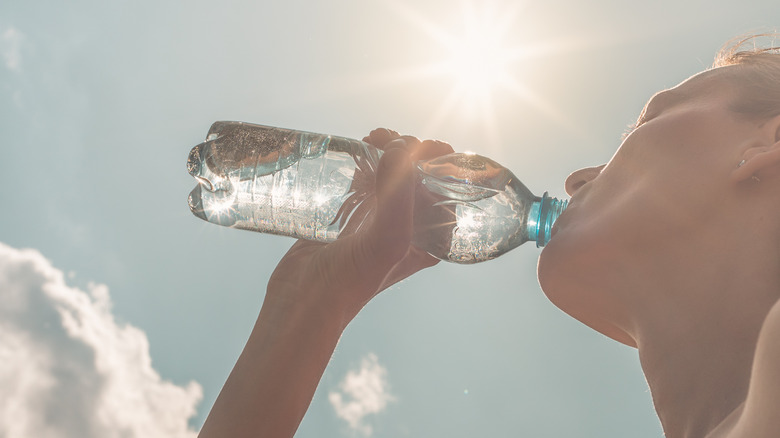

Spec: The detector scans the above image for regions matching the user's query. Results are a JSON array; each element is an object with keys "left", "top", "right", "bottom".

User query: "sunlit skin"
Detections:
[{"left": 540, "top": 65, "right": 780, "bottom": 437}]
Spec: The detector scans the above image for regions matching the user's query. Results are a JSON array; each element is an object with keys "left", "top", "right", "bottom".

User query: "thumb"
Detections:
[{"left": 362, "top": 145, "right": 415, "bottom": 267}]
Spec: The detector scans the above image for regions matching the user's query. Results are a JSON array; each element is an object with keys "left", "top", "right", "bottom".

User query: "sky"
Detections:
[{"left": 1, "top": 0, "right": 779, "bottom": 437}]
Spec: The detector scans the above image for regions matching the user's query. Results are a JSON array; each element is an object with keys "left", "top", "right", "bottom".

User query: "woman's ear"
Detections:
[{"left": 732, "top": 114, "right": 780, "bottom": 183}]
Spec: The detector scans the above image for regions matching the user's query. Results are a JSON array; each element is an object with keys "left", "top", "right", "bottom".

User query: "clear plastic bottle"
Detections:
[{"left": 187, "top": 121, "right": 567, "bottom": 264}]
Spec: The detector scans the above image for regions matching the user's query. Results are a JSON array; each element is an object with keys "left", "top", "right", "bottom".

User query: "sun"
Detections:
[
  {"left": 438, "top": 4, "right": 518, "bottom": 104},
  {"left": 378, "top": 0, "right": 568, "bottom": 144},
  {"left": 326, "top": 0, "right": 577, "bottom": 147}
]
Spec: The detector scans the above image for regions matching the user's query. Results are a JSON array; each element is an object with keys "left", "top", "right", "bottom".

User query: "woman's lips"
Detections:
[{"left": 550, "top": 199, "right": 576, "bottom": 240}]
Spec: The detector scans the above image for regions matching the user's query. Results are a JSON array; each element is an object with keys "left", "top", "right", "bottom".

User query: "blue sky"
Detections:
[{"left": 1, "top": 0, "right": 778, "bottom": 436}]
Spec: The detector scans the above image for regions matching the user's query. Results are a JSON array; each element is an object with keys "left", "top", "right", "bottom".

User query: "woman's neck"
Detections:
[
  {"left": 637, "top": 316, "right": 757, "bottom": 437},
  {"left": 629, "top": 236, "right": 780, "bottom": 438}
]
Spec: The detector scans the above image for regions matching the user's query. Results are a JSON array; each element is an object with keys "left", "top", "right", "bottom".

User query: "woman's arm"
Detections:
[
  {"left": 195, "top": 279, "right": 348, "bottom": 437},
  {"left": 197, "top": 130, "right": 452, "bottom": 438}
]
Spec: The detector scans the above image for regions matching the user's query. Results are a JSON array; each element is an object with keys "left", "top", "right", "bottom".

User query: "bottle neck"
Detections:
[{"left": 527, "top": 192, "right": 568, "bottom": 247}]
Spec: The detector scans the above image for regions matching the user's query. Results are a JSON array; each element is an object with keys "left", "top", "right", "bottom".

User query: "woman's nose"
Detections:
[{"left": 565, "top": 165, "right": 605, "bottom": 196}]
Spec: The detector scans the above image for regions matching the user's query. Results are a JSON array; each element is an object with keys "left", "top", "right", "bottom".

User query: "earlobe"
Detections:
[
  {"left": 731, "top": 115, "right": 780, "bottom": 184},
  {"left": 732, "top": 144, "right": 780, "bottom": 184}
]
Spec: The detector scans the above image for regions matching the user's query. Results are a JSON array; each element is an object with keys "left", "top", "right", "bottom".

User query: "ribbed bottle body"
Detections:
[
  {"left": 188, "top": 122, "right": 380, "bottom": 241},
  {"left": 187, "top": 122, "right": 567, "bottom": 264}
]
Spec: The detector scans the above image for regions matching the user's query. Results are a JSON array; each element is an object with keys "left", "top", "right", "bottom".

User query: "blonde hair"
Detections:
[{"left": 712, "top": 34, "right": 780, "bottom": 121}]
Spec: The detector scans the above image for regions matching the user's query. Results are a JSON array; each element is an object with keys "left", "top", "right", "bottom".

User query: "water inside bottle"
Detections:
[
  {"left": 413, "top": 154, "right": 536, "bottom": 263},
  {"left": 188, "top": 123, "right": 381, "bottom": 241}
]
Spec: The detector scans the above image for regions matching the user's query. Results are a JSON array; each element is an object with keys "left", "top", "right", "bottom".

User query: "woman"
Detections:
[{"left": 198, "top": 37, "right": 780, "bottom": 438}]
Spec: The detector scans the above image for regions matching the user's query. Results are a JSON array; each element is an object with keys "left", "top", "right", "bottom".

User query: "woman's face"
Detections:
[{"left": 537, "top": 66, "right": 761, "bottom": 345}]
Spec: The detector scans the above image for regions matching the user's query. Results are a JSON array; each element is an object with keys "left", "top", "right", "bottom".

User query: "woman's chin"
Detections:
[{"left": 538, "top": 232, "right": 637, "bottom": 347}]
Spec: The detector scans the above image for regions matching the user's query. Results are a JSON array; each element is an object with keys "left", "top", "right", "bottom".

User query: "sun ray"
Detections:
[
  {"left": 497, "top": 76, "right": 579, "bottom": 135},
  {"left": 298, "top": 0, "right": 610, "bottom": 142},
  {"left": 423, "top": 83, "right": 469, "bottom": 135},
  {"left": 380, "top": 0, "right": 561, "bottom": 135},
  {"left": 477, "top": 92, "right": 502, "bottom": 154}
]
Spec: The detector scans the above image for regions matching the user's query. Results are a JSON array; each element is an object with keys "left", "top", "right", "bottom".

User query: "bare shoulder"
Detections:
[{"left": 728, "top": 299, "right": 780, "bottom": 437}]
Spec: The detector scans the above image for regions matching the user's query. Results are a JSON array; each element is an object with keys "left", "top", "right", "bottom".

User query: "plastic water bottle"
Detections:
[{"left": 187, "top": 121, "right": 567, "bottom": 264}]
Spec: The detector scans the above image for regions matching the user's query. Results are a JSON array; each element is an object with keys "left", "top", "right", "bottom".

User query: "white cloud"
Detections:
[
  {"left": 1, "top": 26, "right": 23, "bottom": 72},
  {"left": 328, "top": 353, "right": 395, "bottom": 436},
  {"left": 0, "top": 242, "right": 202, "bottom": 438}
]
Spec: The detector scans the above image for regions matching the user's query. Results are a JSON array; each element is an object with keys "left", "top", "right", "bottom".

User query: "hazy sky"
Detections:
[{"left": 1, "top": 0, "right": 779, "bottom": 437}]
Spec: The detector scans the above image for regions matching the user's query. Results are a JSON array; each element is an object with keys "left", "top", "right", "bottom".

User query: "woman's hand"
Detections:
[{"left": 267, "top": 128, "right": 454, "bottom": 325}]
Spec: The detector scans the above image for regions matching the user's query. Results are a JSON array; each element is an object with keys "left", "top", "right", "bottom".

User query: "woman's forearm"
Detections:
[{"left": 198, "top": 293, "right": 347, "bottom": 438}]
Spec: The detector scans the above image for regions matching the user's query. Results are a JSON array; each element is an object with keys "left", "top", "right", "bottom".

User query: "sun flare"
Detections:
[
  {"left": 378, "top": 0, "right": 570, "bottom": 144},
  {"left": 439, "top": 8, "right": 517, "bottom": 103}
]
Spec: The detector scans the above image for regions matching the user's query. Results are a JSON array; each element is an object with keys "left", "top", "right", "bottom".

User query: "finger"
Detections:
[
  {"left": 364, "top": 128, "right": 401, "bottom": 147},
  {"left": 361, "top": 146, "right": 415, "bottom": 268},
  {"left": 380, "top": 135, "right": 422, "bottom": 156},
  {"left": 399, "top": 135, "right": 422, "bottom": 147},
  {"left": 413, "top": 139, "right": 455, "bottom": 161},
  {"left": 383, "top": 138, "right": 407, "bottom": 152}
]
